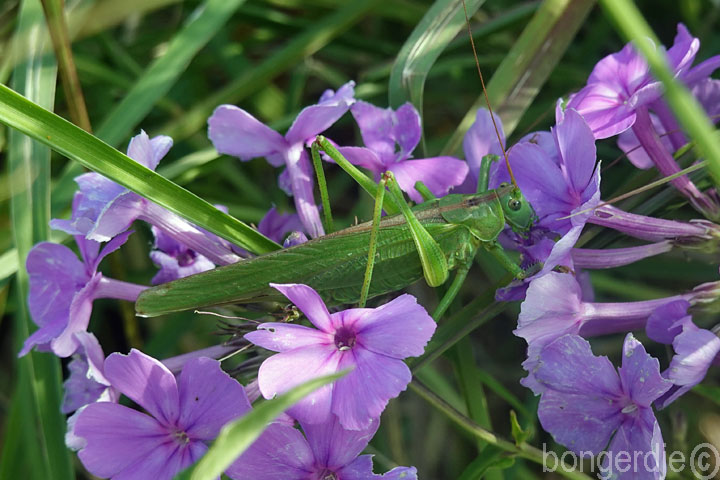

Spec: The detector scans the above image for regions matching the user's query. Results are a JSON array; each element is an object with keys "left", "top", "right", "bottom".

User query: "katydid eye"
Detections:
[
  {"left": 508, "top": 199, "right": 521, "bottom": 211},
  {"left": 499, "top": 182, "right": 509, "bottom": 188}
]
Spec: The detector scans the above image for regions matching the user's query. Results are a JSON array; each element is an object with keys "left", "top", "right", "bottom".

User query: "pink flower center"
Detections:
[
  {"left": 173, "top": 429, "right": 190, "bottom": 445},
  {"left": 334, "top": 327, "right": 356, "bottom": 351},
  {"left": 316, "top": 469, "right": 338, "bottom": 480}
]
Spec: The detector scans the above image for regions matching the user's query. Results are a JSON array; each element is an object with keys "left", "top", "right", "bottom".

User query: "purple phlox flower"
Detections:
[
  {"left": 334, "top": 100, "right": 468, "bottom": 202},
  {"left": 245, "top": 283, "right": 436, "bottom": 430},
  {"left": 515, "top": 272, "right": 692, "bottom": 393},
  {"left": 644, "top": 300, "right": 720, "bottom": 408},
  {"left": 51, "top": 131, "right": 240, "bottom": 266},
  {"left": 490, "top": 109, "right": 600, "bottom": 301},
  {"left": 566, "top": 23, "right": 712, "bottom": 140},
  {"left": 228, "top": 415, "right": 416, "bottom": 480},
  {"left": 566, "top": 24, "right": 720, "bottom": 216},
  {"left": 20, "top": 232, "right": 147, "bottom": 358},
  {"left": 62, "top": 332, "right": 117, "bottom": 414},
  {"left": 208, "top": 82, "right": 356, "bottom": 239},
  {"left": 535, "top": 334, "right": 671, "bottom": 480},
  {"left": 73, "top": 349, "right": 251, "bottom": 480},
  {"left": 494, "top": 108, "right": 600, "bottom": 237},
  {"left": 149, "top": 226, "right": 215, "bottom": 284}
]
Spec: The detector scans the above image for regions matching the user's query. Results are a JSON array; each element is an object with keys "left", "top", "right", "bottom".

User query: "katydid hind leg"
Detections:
[{"left": 385, "top": 172, "right": 449, "bottom": 287}]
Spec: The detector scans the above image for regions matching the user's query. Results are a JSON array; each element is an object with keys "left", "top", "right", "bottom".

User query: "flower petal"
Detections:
[
  {"left": 270, "top": 283, "right": 333, "bottom": 332},
  {"left": 535, "top": 335, "right": 624, "bottom": 454},
  {"left": 177, "top": 357, "right": 251, "bottom": 441},
  {"left": 103, "top": 349, "right": 180, "bottom": 425},
  {"left": 50, "top": 274, "right": 102, "bottom": 358},
  {"left": 74, "top": 401, "right": 170, "bottom": 479},
  {"left": 87, "top": 191, "right": 144, "bottom": 242},
  {"left": 335, "top": 146, "right": 385, "bottom": 174},
  {"left": 601, "top": 412, "right": 665, "bottom": 480},
  {"left": 568, "top": 83, "right": 638, "bottom": 139},
  {"left": 285, "top": 81, "right": 355, "bottom": 145},
  {"left": 208, "top": 105, "right": 287, "bottom": 163},
  {"left": 392, "top": 103, "right": 422, "bottom": 158},
  {"left": 257, "top": 345, "right": 340, "bottom": 425},
  {"left": 645, "top": 299, "right": 692, "bottom": 344},
  {"left": 515, "top": 272, "right": 584, "bottom": 348},
  {"left": 535, "top": 334, "right": 623, "bottom": 398},
  {"left": 353, "top": 294, "right": 435, "bottom": 359},
  {"left": 226, "top": 423, "right": 313, "bottom": 480},
  {"left": 463, "top": 108, "right": 505, "bottom": 187},
  {"left": 126, "top": 130, "right": 172, "bottom": 171},
  {"left": 350, "top": 101, "right": 397, "bottom": 161},
  {"left": 553, "top": 109, "right": 597, "bottom": 194},
  {"left": 284, "top": 147, "right": 325, "bottom": 238},
  {"left": 618, "top": 333, "right": 672, "bottom": 408},
  {"left": 389, "top": 157, "right": 468, "bottom": 203},
  {"left": 332, "top": 348, "right": 411, "bottom": 430},
  {"left": 662, "top": 323, "right": 720, "bottom": 406},
  {"left": 302, "top": 416, "right": 379, "bottom": 469},
  {"left": 245, "top": 323, "right": 331, "bottom": 352},
  {"left": 25, "top": 242, "right": 87, "bottom": 332}
]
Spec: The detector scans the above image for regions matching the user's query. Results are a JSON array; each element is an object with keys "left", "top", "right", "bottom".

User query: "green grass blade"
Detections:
[
  {"left": 388, "top": 0, "right": 484, "bottom": 153},
  {"left": 41, "top": 0, "right": 92, "bottom": 131},
  {"left": 160, "top": 0, "right": 381, "bottom": 140},
  {"left": 96, "top": 0, "right": 245, "bottom": 147},
  {"left": 600, "top": 0, "right": 720, "bottom": 189},
  {"left": 0, "top": 249, "right": 19, "bottom": 283},
  {"left": 4, "top": 0, "right": 74, "bottom": 478},
  {"left": 443, "top": 0, "right": 596, "bottom": 155},
  {"left": 0, "top": 84, "right": 281, "bottom": 254},
  {"left": 177, "top": 371, "right": 347, "bottom": 480}
]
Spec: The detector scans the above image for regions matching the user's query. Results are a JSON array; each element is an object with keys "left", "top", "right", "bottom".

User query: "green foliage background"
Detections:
[{"left": 0, "top": 0, "right": 718, "bottom": 478}]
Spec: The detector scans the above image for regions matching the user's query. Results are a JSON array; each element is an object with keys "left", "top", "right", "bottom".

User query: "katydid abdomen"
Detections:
[{"left": 135, "top": 192, "right": 511, "bottom": 317}]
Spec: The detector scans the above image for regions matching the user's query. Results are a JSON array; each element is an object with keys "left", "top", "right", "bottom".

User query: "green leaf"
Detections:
[
  {"left": 443, "top": 0, "right": 596, "bottom": 155},
  {"left": 388, "top": 0, "right": 484, "bottom": 154},
  {"left": 509, "top": 410, "right": 530, "bottom": 445},
  {"left": 95, "top": 0, "right": 245, "bottom": 147},
  {"left": 176, "top": 370, "right": 347, "bottom": 480},
  {"left": 0, "top": 83, "right": 281, "bottom": 255}
]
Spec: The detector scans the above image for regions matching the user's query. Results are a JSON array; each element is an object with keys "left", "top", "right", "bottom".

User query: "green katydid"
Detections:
[
  {"left": 134, "top": 135, "right": 537, "bottom": 318},
  {"left": 135, "top": 1, "right": 539, "bottom": 319}
]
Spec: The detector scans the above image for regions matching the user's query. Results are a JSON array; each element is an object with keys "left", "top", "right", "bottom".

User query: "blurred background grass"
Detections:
[{"left": 1, "top": 0, "right": 719, "bottom": 478}]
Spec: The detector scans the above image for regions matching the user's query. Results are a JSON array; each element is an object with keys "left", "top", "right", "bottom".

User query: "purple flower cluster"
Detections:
[
  {"left": 473, "top": 23, "right": 720, "bottom": 478},
  {"left": 22, "top": 84, "right": 455, "bottom": 478}
]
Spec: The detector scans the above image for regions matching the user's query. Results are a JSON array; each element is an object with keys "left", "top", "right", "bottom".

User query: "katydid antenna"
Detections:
[{"left": 461, "top": 0, "right": 518, "bottom": 188}]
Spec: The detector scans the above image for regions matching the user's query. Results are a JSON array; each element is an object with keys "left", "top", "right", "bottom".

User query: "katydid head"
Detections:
[{"left": 498, "top": 183, "right": 536, "bottom": 234}]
